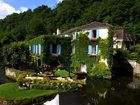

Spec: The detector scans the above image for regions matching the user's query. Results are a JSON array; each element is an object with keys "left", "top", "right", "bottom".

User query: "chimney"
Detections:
[{"left": 57, "top": 28, "right": 61, "bottom": 35}]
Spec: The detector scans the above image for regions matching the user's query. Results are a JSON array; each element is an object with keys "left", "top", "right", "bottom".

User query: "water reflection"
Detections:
[{"left": 60, "top": 77, "right": 140, "bottom": 105}]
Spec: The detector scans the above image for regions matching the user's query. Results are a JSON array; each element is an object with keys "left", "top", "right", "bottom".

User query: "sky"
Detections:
[{"left": 0, "top": 0, "right": 63, "bottom": 19}]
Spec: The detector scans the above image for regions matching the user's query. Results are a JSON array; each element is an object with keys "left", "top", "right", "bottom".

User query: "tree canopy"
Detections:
[{"left": 0, "top": 0, "right": 140, "bottom": 46}]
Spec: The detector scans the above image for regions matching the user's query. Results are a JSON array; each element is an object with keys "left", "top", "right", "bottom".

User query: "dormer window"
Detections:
[{"left": 88, "top": 30, "right": 97, "bottom": 40}]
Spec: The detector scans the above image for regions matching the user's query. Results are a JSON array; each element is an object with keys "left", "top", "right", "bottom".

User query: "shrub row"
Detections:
[{"left": 18, "top": 78, "right": 83, "bottom": 91}]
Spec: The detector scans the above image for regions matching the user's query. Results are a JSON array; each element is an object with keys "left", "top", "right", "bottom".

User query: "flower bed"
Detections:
[
  {"left": 5, "top": 68, "right": 84, "bottom": 91},
  {"left": 19, "top": 78, "right": 84, "bottom": 91}
]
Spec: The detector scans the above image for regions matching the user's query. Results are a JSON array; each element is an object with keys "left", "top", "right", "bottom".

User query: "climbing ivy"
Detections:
[
  {"left": 107, "top": 27, "right": 114, "bottom": 69},
  {"left": 71, "top": 29, "right": 113, "bottom": 78},
  {"left": 71, "top": 31, "right": 98, "bottom": 73},
  {"left": 28, "top": 35, "right": 71, "bottom": 70}
]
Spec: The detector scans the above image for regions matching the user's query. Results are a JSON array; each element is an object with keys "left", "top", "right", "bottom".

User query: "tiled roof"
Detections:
[
  {"left": 114, "top": 29, "right": 133, "bottom": 42},
  {"left": 61, "top": 21, "right": 112, "bottom": 35}
]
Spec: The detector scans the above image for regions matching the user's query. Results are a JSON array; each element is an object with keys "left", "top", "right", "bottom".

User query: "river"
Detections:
[{"left": 59, "top": 77, "right": 140, "bottom": 105}]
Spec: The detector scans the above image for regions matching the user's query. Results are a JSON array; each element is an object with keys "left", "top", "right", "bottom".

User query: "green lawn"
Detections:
[{"left": 0, "top": 83, "right": 58, "bottom": 100}]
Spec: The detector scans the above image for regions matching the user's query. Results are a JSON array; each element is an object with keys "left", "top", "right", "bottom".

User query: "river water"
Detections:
[{"left": 59, "top": 77, "right": 140, "bottom": 105}]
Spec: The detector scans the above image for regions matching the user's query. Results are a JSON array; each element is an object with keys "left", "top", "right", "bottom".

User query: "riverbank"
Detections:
[{"left": 0, "top": 82, "right": 58, "bottom": 105}]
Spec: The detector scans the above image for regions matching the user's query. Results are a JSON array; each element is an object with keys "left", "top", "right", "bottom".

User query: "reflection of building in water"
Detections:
[
  {"left": 44, "top": 94, "right": 59, "bottom": 105},
  {"left": 87, "top": 97, "right": 98, "bottom": 105}
]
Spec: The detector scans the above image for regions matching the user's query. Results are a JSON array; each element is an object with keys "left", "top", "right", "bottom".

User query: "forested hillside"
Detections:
[{"left": 0, "top": 0, "right": 140, "bottom": 47}]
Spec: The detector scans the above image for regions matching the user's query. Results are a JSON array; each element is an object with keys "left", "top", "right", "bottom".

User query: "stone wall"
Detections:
[
  {"left": 128, "top": 60, "right": 140, "bottom": 75},
  {"left": 5, "top": 68, "right": 17, "bottom": 80}
]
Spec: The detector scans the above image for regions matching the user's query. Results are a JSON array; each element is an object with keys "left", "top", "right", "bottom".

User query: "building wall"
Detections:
[{"left": 70, "top": 28, "right": 111, "bottom": 76}]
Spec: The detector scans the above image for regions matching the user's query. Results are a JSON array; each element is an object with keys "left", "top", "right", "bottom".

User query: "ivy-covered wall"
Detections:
[
  {"left": 71, "top": 28, "right": 114, "bottom": 78},
  {"left": 27, "top": 35, "right": 71, "bottom": 70}
]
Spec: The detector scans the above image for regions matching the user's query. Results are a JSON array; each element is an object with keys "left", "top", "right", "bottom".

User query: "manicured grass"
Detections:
[
  {"left": 0, "top": 83, "right": 58, "bottom": 100},
  {"left": 54, "top": 70, "right": 74, "bottom": 78}
]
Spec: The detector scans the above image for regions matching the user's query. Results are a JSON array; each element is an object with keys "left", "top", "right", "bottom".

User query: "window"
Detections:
[
  {"left": 50, "top": 44, "right": 53, "bottom": 54},
  {"left": 30, "top": 44, "right": 42, "bottom": 55},
  {"left": 93, "top": 30, "right": 97, "bottom": 38},
  {"left": 33, "top": 45, "right": 36, "bottom": 54},
  {"left": 50, "top": 44, "right": 61, "bottom": 55},
  {"left": 35, "top": 45, "right": 38, "bottom": 54},
  {"left": 57, "top": 44, "right": 61, "bottom": 55},
  {"left": 38, "top": 44, "right": 41, "bottom": 55},
  {"left": 88, "top": 45, "right": 98, "bottom": 56},
  {"left": 88, "top": 30, "right": 97, "bottom": 39}
]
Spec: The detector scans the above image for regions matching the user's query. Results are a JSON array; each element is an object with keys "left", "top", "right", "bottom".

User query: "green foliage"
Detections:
[
  {"left": 115, "top": 44, "right": 140, "bottom": 63},
  {"left": 107, "top": 27, "right": 114, "bottom": 69},
  {"left": 25, "top": 79, "right": 83, "bottom": 91},
  {"left": 54, "top": 70, "right": 74, "bottom": 77},
  {"left": 71, "top": 31, "right": 96, "bottom": 73},
  {"left": 1, "top": 42, "right": 31, "bottom": 69},
  {"left": 0, "top": 0, "right": 140, "bottom": 46},
  {"left": 129, "top": 44, "right": 140, "bottom": 63},
  {"left": 91, "top": 62, "right": 110, "bottom": 78}
]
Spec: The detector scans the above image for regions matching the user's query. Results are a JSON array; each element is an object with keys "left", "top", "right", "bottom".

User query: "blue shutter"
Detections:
[
  {"left": 33, "top": 45, "right": 36, "bottom": 54},
  {"left": 36, "top": 45, "right": 38, "bottom": 54},
  {"left": 57, "top": 44, "right": 61, "bottom": 55},
  {"left": 88, "top": 30, "right": 93, "bottom": 39},
  {"left": 96, "top": 45, "right": 98, "bottom": 55},
  {"left": 50, "top": 44, "right": 53, "bottom": 54},
  {"left": 93, "top": 45, "right": 96, "bottom": 54},
  {"left": 96, "top": 29, "right": 99, "bottom": 39},
  {"left": 88, "top": 45, "right": 92, "bottom": 55},
  {"left": 38, "top": 44, "right": 41, "bottom": 55}
]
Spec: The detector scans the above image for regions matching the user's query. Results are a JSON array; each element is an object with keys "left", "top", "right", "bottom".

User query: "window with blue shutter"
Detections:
[
  {"left": 38, "top": 44, "right": 41, "bottom": 55},
  {"left": 33, "top": 45, "right": 36, "bottom": 54},
  {"left": 88, "top": 44, "right": 98, "bottom": 55},
  {"left": 88, "top": 45, "right": 92, "bottom": 55},
  {"left": 57, "top": 44, "right": 61, "bottom": 55},
  {"left": 96, "top": 45, "right": 98, "bottom": 55},
  {"left": 96, "top": 29, "right": 99, "bottom": 39},
  {"left": 92, "top": 45, "right": 96, "bottom": 55},
  {"left": 35, "top": 45, "right": 38, "bottom": 54}
]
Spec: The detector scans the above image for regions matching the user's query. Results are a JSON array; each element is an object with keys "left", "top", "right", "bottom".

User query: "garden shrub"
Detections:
[
  {"left": 19, "top": 77, "right": 83, "bottom": 91},
  {"left": 1, "top": 42, "right": 31, "bottom": 69},
  {"left": 91, "top": 62, "right": 110, "bottom": 78},
  {"left": 54, "top": 70, "right": 74, "bottom": 77}
]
